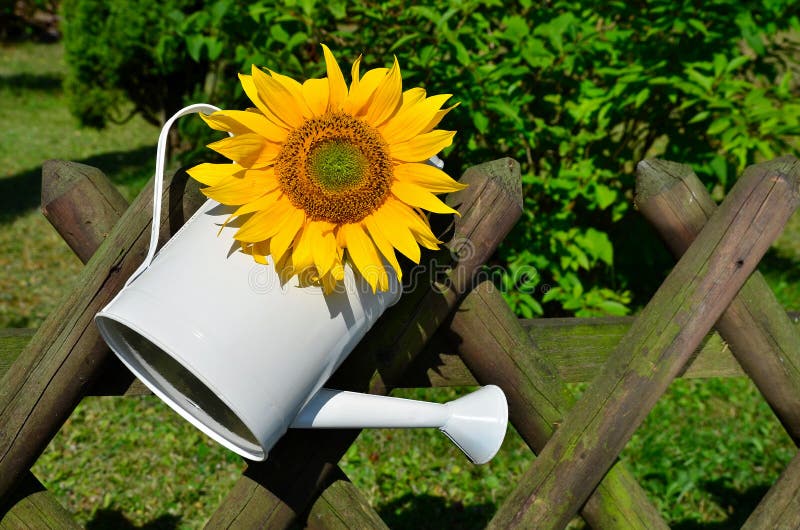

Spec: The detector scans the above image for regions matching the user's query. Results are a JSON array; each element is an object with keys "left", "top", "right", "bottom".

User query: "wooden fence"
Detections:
[{"left": 1, "top": 155, "right": 800, "bottom": 529}]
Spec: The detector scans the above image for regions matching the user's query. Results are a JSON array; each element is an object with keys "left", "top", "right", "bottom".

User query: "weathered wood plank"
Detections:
[
  {"left": 489, "top": 156, "right": 800, "bottom": 529},
  {"left": 451, "top": 282, "right": 668, "bottom": 529},
  {"left": 0, "top": 161, "right": 137, "bottom": 527},
  {"left": 523, "top": 317, "right": 746, "bottom": 382},
  {"left": 41, "top": 160, "right": 129, "bottom": 263},
  {"left": 0, "top": 316, "right": 759, "bottom": 391},
  {"left": 406, "top": 316, "right": 749, "bottom": 387},
  {"left": 0, "top": 472, "right": 81, "bottom": 529},
  {"left": 0, "top": 163, "right": 203, "bottom": 498},
  {"left": 304, "top": 470, "right": 389, "bottom": 530},
  {"left": 205, "top": 158, "right": 525, "bottom": 529},
  {"left": 636, "top": 158, "right": 800, "bottom": 444},
  {"left": 741, "top": 450, "right": 800, "bottom": 529}
]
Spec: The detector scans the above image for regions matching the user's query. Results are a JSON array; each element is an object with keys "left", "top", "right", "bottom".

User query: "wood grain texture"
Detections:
[
  {"left": 450, "top": 283, "right": 668, "bottom": 530},
  {"left": 304, "top": 471, "right": 390, "bottom": 530},
  {"left": 41, "top": 160, "right": 129, "bottom": 264},
  {"left": 489, "top": 156, "right": 800, "bottom": 529},
  {"left": 636, "top": 157, "right": 800, "bottom": 444},
  {"left": 0, "top": 472, "right": 81, "bottom": 530},
  {"left": 406, "top": 316, "right": 752, "bottom": 388}
]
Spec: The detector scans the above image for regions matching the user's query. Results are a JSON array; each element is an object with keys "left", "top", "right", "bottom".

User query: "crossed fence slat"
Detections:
[
  {"left": 635, "top": 158, "right": 800, "bottom": 443},
  {"left": 3, "top": 155, "right": 800, "bottom": 529},
  {"left": 491, "top": 156, "right": 800, "bottom": 528}
]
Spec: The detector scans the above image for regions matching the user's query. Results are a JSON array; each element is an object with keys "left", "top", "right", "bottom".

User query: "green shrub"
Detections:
[{"left": 61, "top": 0, "right": 800, "bottom": 316}]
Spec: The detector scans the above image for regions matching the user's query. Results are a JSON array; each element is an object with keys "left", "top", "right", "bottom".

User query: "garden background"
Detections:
[{"left": 2, "top": 0, "right": 800, "bottom": 528}]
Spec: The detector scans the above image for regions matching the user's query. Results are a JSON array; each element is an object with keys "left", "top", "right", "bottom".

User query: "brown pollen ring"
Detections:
[{"left": 275, "top": 112, "right": 393, "bottom": 224}]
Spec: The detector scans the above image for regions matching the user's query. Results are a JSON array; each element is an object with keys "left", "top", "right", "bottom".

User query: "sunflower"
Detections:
[{"left": 187, "top": 45, "right": 465, "bottom": 293}]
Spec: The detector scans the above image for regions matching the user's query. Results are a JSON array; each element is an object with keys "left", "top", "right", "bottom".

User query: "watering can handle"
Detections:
[{"left": 125, "top": 103, "right": 226, "bottom": 287}]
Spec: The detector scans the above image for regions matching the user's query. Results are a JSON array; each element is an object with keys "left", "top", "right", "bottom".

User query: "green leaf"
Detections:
[
  {"left": 634, "top": 88, "right": 650, "bottom": 108},
  {"left": 594, "top": 184, "right": 618, "bottom": 210},
  {"left": 707, "top": 117, "right": 731, "bottom": 136},
  {"left": 185, "top": 34, "right": 204, "bottom": 62},
  {"left": 686, "top": 68, "right": 713, "bottom": 92},
  {"left": 472, "top": 112, "right": 489, "bottom": 134},
  {"left": 687, "top": 18, "right": 708, "bottom": 36},
  {"left": 270, "top": 24, "right": 290, "bottom": 44},
  {"left": 502, "top": 15, "right": 529, "bottom": 41},
  {"left": 688, "top": 110, "right": 710, "bottom": 124},
  {"left": 598, "top": 299, "right": 629, "bottom": 316},
  {"left": 205, "top": 37, "right": 224, "bottom": 61}
]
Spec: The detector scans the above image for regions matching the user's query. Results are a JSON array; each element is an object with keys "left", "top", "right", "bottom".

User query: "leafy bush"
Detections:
[{"left": 62, "top": 0, "right": 800, "bottom": 317}]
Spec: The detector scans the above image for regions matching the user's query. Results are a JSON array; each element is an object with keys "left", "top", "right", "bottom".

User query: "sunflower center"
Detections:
[
  {"left": 307, "top": 141, "right": 368, "bottom": 192},
  {"left": 275, "top": 112, "right": 393, "bottom": 224}
]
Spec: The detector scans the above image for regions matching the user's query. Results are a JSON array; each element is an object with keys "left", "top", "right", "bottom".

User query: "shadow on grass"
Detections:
[
  {"left": 378, "top": 493, "right": 495, "bottom": 530},
  {"left": 759, "top": 248, "right": 800, "bottom": 284},
  {"left": 0, "top": 145, "right": 155, "bottom": 223},
  {"left": 86, "top": 509, "right": 181, "bottom": 530},
  {"left": 0, "top": 72, "right": 63, "bottom": 92},
  {"left": 672, "top": 480, "right": 769, "bottom": 529}
]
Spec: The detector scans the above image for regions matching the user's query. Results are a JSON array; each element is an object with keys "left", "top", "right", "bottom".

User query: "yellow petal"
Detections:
[
  {"left": 302, "top": 78, "right": 329, "bottom": 117},
  {"left": 341, "top": 223, "right": 388, "bottom": 293},
  {"left": 391, "top": 130, "right": 455, "bottom": 163},
  {"left": 307, "top": 221, "right": 337, "bottom": 276},
  {"left": 348, "top": 54, "right": 362, "bottom": 93},
  {"left": 400, "top": 87, "right": 427, "bottom": 108},
  {"left": 391, "top": 180, "right": 459, "bottom": 215},
  {"left": 270, "top": 208, "right": 305, "bottom": 265},
  {"left": 393, "top": 163, "right": 468, "bottom": 193},
  {"left": 203, "top": 110, "right": 288, "bottom": 143},
  {"left": 370, "top": 199, "right": 421, "bottom": 262},
  {"left": 268, "top": 68, "right": 314, "bottom": 119},
  {"left": 251, "top": 65, "right": 305, "bottom": 128},
  {"left": 251, "top": 141, "right": 281, "bottom": 168},
  {"left": 363, "top": 213, "right": 403, "bottom": 280},
  {"left": 201, "top": 169, "right": 279, "bottom": 205},
  {"left": 234, "top": 197, "right": 294, "bottom": 242},
  {"left": 422, "top": 103, "right": 459, "bottom": 134},
  {"left": 382, "top": 198, "right": 441, "bottom": 251},
  {"left": 380, "top": 94, "right": 452, "bottom": 144},
  {"left": 290, "top": 222, "right": 316, "bottom": 275},
  {"left": 345, "top": 66, "right": 388, "bottom": 116},
  {"left": 364, "top": 56, "right": 402, "bottom": 127},
  {"left": 187, "top": 163, "right": 243, "bottom": 187},
  {"left": 408, "top": 215, "right": 441, "bottom": 250},
  {"left": 207, "top": 133, "right": 268, "bottom": 167},
  {"left": 200, "top": 112, "right": 250, "bottom": 135},
  {"left": 322, "top": 43, "right": 347, "bottom": 110},
  {"left": 229, "top": 186, "right": 281, "bottom": 216},
  {"left": 249, "top": 240, "right": 270, "bottom": 264},
  {"left": 238, "top": 73, "right": 290, "bottom": 130}
]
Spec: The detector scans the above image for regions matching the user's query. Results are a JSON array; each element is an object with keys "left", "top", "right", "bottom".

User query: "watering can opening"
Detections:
[{"left": 96, "top": 315, "right": 265, "bottom": 460}]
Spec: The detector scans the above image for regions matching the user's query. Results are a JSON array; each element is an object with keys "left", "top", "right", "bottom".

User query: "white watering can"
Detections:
[{"left": 95, "top": 105, "right": 508, "bottom": 464}]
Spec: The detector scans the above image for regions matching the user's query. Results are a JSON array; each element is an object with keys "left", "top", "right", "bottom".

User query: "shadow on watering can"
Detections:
[{"left": 95, "top": 104, "right": 508, "bottom": 465}]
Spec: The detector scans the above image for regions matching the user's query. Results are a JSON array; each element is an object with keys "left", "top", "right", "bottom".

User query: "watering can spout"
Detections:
[{"left": 292, "top": 385, "right": 508, "bottom": 464}]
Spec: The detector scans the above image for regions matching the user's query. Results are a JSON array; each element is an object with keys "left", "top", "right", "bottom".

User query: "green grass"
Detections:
[
  {"left": 2, "top": 41, "right": 799, "bottom": 529},
  {"left": 0, "top": 41, "right": 158, "bottom": 329}
]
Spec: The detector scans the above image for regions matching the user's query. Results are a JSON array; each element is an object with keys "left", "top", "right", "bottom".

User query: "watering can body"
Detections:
[{"left": 94, "top": 104, "right": 508, "bottom": 465}]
